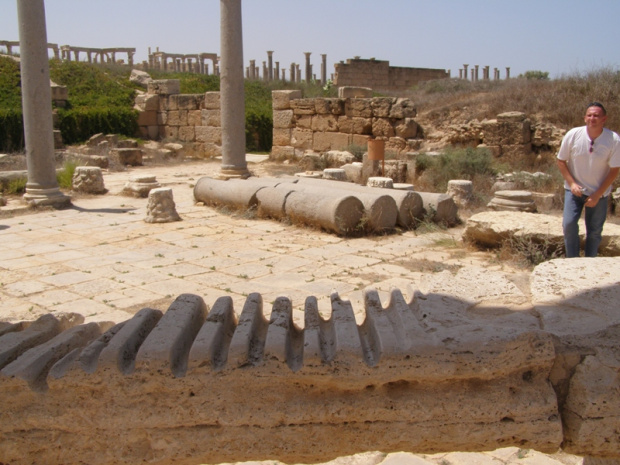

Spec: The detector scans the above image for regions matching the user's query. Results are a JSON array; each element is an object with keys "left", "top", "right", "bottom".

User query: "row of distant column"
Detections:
[
  {"left": 247, "top": 52, "right": 329, "bottom": 84},
  {"left": 460, "top": 64, "right": 511, "bottom": 81}
]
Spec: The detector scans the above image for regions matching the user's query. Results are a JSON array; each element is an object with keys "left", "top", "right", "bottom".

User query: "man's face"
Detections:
[{"left": 584, "top": 106, "right": 607, "bottom": 130}]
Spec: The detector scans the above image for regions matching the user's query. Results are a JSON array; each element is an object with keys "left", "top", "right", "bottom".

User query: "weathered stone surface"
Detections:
[
  {"left": 323, "top": 168, "right": 347, "bottom": 181},
  {"left": 144, "top": 187, "right": 181, "bottom": 223},
  {"left": 487, "top": 190, "right": 537, "bottom": 212},
  {"left": 110, "top": 148, "right": 143, "bottom": 166},
  {"left": 71, "top": 166, "right": 107, "bottom": 194},
  {"left": 367, "top": 177, "right": 394, "bottom": 188},
  {"left": 122, "top": 174, "right": 160, "bottom": 198},
  {"left": 129, "top": 69, "right": 152, "bottom": 88},
  {"left": 272, "top": 90, "right": 302, "bottom": 110},
  {"left": 447, "top": 179, "right": 473, "bottom": 207},
  {"left": 147, "top": 79, "right": 180, "bottom": 95},
  {"left": 464, "top": 211, "right": 620, "bottom": 256}
]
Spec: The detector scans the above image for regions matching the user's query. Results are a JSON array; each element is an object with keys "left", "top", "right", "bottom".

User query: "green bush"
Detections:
[
  {"left": 56, "top": 160, "right": 77, "bottom": 189},
  {"left": 0, "top": 109, "right": 24, "bottom": 152},
  {"left": 244, "top": 80, "right": 273, "bottom": 152},
  {"left": 58, "top": 108, "right": 138, "bottom": 145},
  {"left": 0, "top": 57, "right": 22, "bottom": 109}
]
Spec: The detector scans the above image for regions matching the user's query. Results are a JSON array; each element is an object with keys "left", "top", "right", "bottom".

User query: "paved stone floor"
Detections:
[{"left": 0, "top": 158, "right": 590, "bottom": 465}]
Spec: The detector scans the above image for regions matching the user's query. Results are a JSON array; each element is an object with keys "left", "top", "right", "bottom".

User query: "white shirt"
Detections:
[{"left": 557, "top": 126, "right": 620, "bottom": 196}]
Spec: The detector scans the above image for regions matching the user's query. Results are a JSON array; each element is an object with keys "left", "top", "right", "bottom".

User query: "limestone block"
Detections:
[
  {"left": 162, "top": 125, "right": 178, "bottom": 140},
  {"left": 195, "top": 126, "right": 222, "bottom": 144},
  {"left": 203, "top": 92, "right": 220, "bottom": 110},
  {"left": 157, "top": 111, "right": 168, "bottom": 126},
  {"left": 497, "top": 111, "right": 527, "bottom": 123},
  {"left": 338, "top": 86, "right": 373, "bottom": 98},
  {"left": 389, "top": 98, "right": 416, "bottom": 118},
  {"left": 129, "top": 69, "right": 152, "bottom": 88},
  {"left": 291, "top": 128, "right": 313, "bottom": 150},
  {"left": 372, "top": 118, "right": 396, "bottom": 138},
  {"left": 386, "top": 137, "right": 407, "bottom": 156},
  {"left": 314, "top": 98, "right": 344, "bottom": 115},
  {"left": 323, "top": 168, "right": 347, "bottom": 181},
  {"left": 295, "top": 115, "right": 312, "bottom": 129},
  {"left": 313, "top": 132, "right": 350, "bottom": 152},
  {"left": 371, "top": 97, "right": 395, "bottom": 117},
  {"left": 272, "top": 90, "right": 302, "bottom": 111},
  {"left": 324, "top": 150, "right": 356, "bottom": 167},
  {"left": 201, "top": 109, "right": 221, "bottom": 127},
  {"left": 345, "top": 99, "right": 373, "bottom": 118},
  {"left": 117, "top": 139, "right": 138, "bottom": 149},
  {"left": 531, "top": 192, "right": 558, "bottom": 211},
  {"left": 311, "top": 114, "right": 339, "bottom": 132},
  {"left": 272, "top": 128, "right": 292, "bottom": 147},
  {"left": 482, "top": 118, "right": 531, "bottom": 146},
  {"left": 338, "top": 116, "right": 372, "bottom": 135},
  {"left": 351, "top": 134, "right": 370, "bottom": 147},
  {"left": 72, "top": 166, "right": 107, "bottom": 194},
  {"left": 532, "top": 122, "right": 565, "bottom": 149},
  {"left": 273, "top": 109, "right": 295, "bottom": 129},
  {"left": 145, "top": 187, "right": 181, "bottom": 223},
  {"left": 270, "top": 145, "right": 295, "bottom": 160},
  {"left": 187, "top": 110, "right": 202, "bottom": 126},
  {"left": 147, "top": 79, "right": 180, "bottom": 95},
  {"left": 137, "top": 110, "right": 157, "bottom": 127},
  {"left": 178, "top": 126, "right": 196, "bottom": 142},
  {"left": 134, "top": 93, "right": 159, "bottom": 111},
  {"left": 122, "top": 174, "right": 160, "bottom": 198},
  {"left": 394, "top": 118, "right": 418, "bottom": 139},
  {"left": 170, "top": 94, "right": 200, "bottom": 111},
  {"left": 110, "top": 148, "right": 143, "bottom": 166},
  {"left": 290, "top": 98, "right": 317, "bottom": 116}
]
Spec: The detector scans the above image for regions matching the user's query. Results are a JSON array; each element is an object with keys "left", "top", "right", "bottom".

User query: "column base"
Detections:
[
  {"left": 218, "top": 167, "right": 251, "bottom": 180},
  {"left": 23, "top": 187, "right": 72, "bottom": 208}
]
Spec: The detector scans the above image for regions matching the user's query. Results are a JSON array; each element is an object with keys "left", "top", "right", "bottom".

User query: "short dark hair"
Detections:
[{"left": 587, "top": 102, "right": 607, "bottom": 115}]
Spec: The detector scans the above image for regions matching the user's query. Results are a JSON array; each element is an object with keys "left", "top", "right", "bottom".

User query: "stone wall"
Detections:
[
  {"left": 334, "top": 57, "right": 449, "bottom": 91},
  {"left": 135, "top": 79, "right": 222, "bottom": 157},
  {"left": 271, "top": 90, "right": 421, "bottom": 160}
]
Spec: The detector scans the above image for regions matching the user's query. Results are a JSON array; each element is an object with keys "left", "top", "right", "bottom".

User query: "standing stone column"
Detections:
[
  {"left": 321, "top": 54, "right": 327, "bottom": 84},
  {"left": 304, "top": 52, "right": 312, "bottom": 82},
  {"left": 219, "top": 0, "right": 249, "bottom": 179},
  {"left": 17, "top": 0, "right": 70, "bottom": 207},
  {"left": 275, "top": 61, "right": 280, "bottom": 81},
  {"left": 267, "top": 50, "right": 274, "bottom": 81},
  {"left": 463, "top": 64, "right": 469, "bottom": 81},
  {"left": 506, "top": 67, "right": 511, "bottom": 79}
]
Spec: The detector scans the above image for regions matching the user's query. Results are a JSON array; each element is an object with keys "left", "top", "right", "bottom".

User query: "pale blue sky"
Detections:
[{"left": 2, "top": 0, "right": 619, "bottom": 79}]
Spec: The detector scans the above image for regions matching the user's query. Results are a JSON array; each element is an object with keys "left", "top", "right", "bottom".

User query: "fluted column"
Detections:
[
  {"left": 16, "top": 0, "right": 70, "bottom": 207},
  {"left": 219, "top": 0, "right": 249, "bottom": 179}
]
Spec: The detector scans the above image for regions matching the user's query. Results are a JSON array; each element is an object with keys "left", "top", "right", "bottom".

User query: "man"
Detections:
[{"left": 557, "top": 102, "right": 620, "bottom": 257}]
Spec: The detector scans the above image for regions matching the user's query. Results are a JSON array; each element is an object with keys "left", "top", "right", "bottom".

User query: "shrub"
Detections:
[
  {"left": 0, "top": 56, "right": 22, "bottom": 109},
  {"left": 0, "top": 109, "right": 24, "bottom": 152},
  {"left": 58, "top": 108, "right": 139, "bottom": 145},
  {"left": 56, "top": 160, "right": 77, "bottom": 189}
]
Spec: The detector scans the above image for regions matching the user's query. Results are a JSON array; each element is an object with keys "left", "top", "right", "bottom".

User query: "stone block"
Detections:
[
  {"left": 291, "top": 129, "right": 313, "bottom": 150},
  {"left": 72, "top": 166, "right": 107, "bottom": 194},
  {"left": 195, "top": 126, "right": 222, "bottom": 144},
  {"left": 338, "top": 116, "right": 372, "bottom": 135},
  {"left": 270, "top": 145, "right": 295, "bottom": 160},
  {"left": 178, "top": 126, "right": 196, "bottom": 142},
  {"left": 201, "top": 109, "right": 221, "bottom": 127},
  {"left": 295, "top": 115, "right": 312, "bottom": 130},
  {"left": 273, "top": 110, "right": 295, "bottom": 129},
  {"left": 313, "top": 132, "right": 350, "bottom": 152},
  {"left": 345, "top": 99, "right": 372, "bottom": 118},
  {"left": 314, "top": 98, "right": 345, "bottom": 115},
  {"left": 137, "top": 110, "right": 158, "bottom": 127},
  {"left": 482, "top": 119, "right": 531, "bottom": 146},
  {"left": 272, "top": 90, "right": 302, "bottom": 110},
  {"left": 394, "top": 118, "right": 418, "bottom": 139},
  {"left": 170, "top": 94, "right": 200, "bottom": 111},
  {"left": 163, "top": 126, "right": 178, "bottom": 140},
  {"left": 134, "top": 93, "right": 159, "bottom": 112},
  {"left": 272, "top": 128, "right": 292, "bottom": 147},
  {"left": 203, "top": 92, "right": 220, "bottom": 110},
  {"left": 291, "top": 98, "right": 317, "bottom": 116},
  {"left": 188, "top": 110, "right": 202, "bottom": 126},
  {"left": 157, "top": 111, "right": 168, "bottom": 126},
  {"left": 372, "top": 118, "right": 395, "bottom": 138},
  {"left": 371, "top": 97, "right": 395, "bottom": 117},
  {"left": 389, "top": 98, "right": 416, "bottom": 118},
  {"left": 338, "top": 86, "right": 373, "bottom": 98},
  {"left": 111, "top": 148, "right": 143, "bottom": 166},
  {"left": 147, "top": 79, "right": 180, "bottom": 95},
  {"left": 145, "top": 188, "right": 181, "bottom": 223},
  {"left": 311, "top": 114, "right": 338, "bottom": 132}
]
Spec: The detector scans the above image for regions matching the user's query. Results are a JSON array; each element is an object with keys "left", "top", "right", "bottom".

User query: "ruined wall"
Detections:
[
  {"left": 135, "top": 80, "right": 222, "bottom": 157},
  {"left": 334, "top": 58, "right": 449, "bottom": 91},
  {"left": 271, "top": 90, "right": 421, "bottom": 160}
]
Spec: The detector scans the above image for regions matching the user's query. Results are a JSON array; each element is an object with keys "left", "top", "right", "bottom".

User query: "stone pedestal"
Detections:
[
  {"left": 447, "top": 179, "right": 473, "bottom": 207},
  {"left": 123, "top": 174, "right": 160, "bottom": 198},
  {"left": 367, "top": 177, "right": 394, "bottom": 188},
  {"left": 487, "top": 190, "right": 537, "bottom": 212},
  {"left": 145, "top": 188, "right": 181, "bottom": 223},
  {"left": 323, "top": 168, "right": 346, "bottom": 181},
  {"left": 72, "top": 167, "right": 107, "bottom": 194}
]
